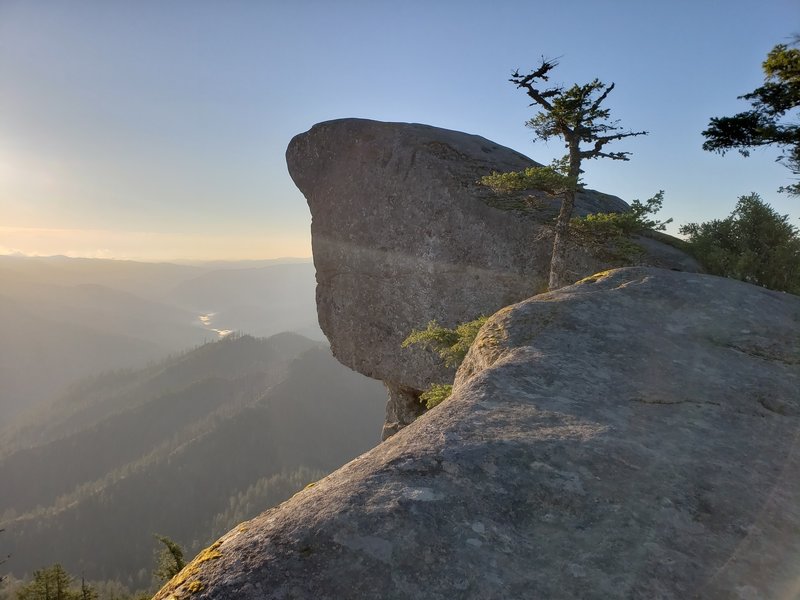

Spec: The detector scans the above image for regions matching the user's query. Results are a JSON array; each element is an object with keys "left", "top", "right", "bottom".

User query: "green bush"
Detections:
[
  {"left": 480, "top": 163, "right": 572, "bottom": 195},
  {"left": 401, "top": 316, "right": 488, "bottom": 368},
  {"left": 402, "top": 316, "right": 487, "bottom": 410},
  {"left": 574, "top": 190, "right": 671, "bottom": 234},
  {"left": 679, "top": 193, "right": 800, "bottom": 294},
  {"left": 419, "top": 384, "right": 453, "bottom": 409},
  {"left": 569, "top": 190, "right": 672, "bottom": 261}
]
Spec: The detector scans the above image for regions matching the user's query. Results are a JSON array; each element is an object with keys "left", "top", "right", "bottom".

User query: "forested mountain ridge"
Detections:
[
  {"left": 1, "top": 332, "right": 315, "bottom": 454},
  {"left": 0, "top": 293, "right": 169, "bottom": 424},
  {"left": 0, "top": 256, "right": 319, "bottom": 426},
  {"left": 0, "top": 333, "right": 385, "bottom": 589}
]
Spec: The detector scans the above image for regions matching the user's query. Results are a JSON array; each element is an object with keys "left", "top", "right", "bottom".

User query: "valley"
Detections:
[{"left": 0, "top": 256, "right": 383, "bottom": 595}]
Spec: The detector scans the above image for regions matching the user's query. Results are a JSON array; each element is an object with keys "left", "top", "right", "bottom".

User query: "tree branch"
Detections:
[
  {"left": 580, "top": 130, "right": 647, "bottom": 158},
  {"left": 589, "top": 151, "right": 633, "bottom": 161},
  {"left": 510, "top": 59, "right": 561, "bottom": 112},
  {"left": 589, "top": 82, "right": 615, "bottom": 113}
]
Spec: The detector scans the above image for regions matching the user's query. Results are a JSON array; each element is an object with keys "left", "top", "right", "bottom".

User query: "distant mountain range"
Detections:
[
  {"left": 0, "top": 255, "right": 320, "bottom": 424},
  {"left": 0, "top": 333, "right": 385, "bottom": 589}
]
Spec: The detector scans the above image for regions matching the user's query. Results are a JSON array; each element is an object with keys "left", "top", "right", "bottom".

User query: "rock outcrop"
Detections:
[
  {"left": 286, "top": 119, "right": 699, "bottom": 437},
  {"left": 153, "top": 268, "right": 800, "bottom": 600}
]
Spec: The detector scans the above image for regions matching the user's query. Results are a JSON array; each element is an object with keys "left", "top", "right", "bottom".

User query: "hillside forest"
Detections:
[{"left": 0, "top": 257, "right": 385, "bottom": 599}]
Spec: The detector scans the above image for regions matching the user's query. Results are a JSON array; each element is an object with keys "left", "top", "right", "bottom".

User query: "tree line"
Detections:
[{"left": 1, "top": 537, "right": 185, "bottom": 600}]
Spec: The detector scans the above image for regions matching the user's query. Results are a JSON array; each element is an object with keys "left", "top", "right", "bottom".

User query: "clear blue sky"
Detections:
[{"left": 1, "top": 0, "right": 797, "bottom": 260}]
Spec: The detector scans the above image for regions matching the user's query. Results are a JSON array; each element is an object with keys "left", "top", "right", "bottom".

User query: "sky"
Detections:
[{"left": 0, "top": 0, "right": 797, "bottom": 261}]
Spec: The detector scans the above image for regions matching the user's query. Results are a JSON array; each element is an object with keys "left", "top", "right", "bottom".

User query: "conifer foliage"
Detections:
[
  {"left": 153, "top": 536, "right": 185, "bottom": 584},
  {"left": 509, "top": 59, "right": 647, "bottom": 289},
  {"left": 703, "top": 41, "right": 800, "bottom": 196},
  {"left": 14, "top": 565, "right": 90, "bottom": 600},
  {"left": 680, "top": 193, "right": 800, "bottom": 294}
]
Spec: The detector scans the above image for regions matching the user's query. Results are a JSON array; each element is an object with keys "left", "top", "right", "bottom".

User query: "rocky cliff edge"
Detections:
[{"left": 153, "top": 267, "right": 800, "bottom": 600}]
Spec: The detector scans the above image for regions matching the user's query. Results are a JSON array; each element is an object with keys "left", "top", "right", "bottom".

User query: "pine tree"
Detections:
[
  {"left": 703, "top": 40, "right": 800, "bottom": 196},
  {"left": 153, "top": 536, "right": 185, "bottom": 583},
  {"left": 679, "top": 193, "right": 800, "bottom": 293},
  {"left": 78, "top": 578, "right": 97, "bottom": 600},
  {"left": 0, "top": 529, "right": 8, "bottom": 585},
  {"left": 509, "top": 59, "right": 647, "bottom": 289},
  {"left": 16, "top": 565, "right": 78, "bottom": 600}
]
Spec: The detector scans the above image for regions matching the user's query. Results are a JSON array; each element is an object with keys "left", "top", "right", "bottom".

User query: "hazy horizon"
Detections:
[
  {"left": 0, "top": 225, "right": 312, "bottom": 262},
  {"left": 0, "top": 246, "right": 312, "bottom": 264}
]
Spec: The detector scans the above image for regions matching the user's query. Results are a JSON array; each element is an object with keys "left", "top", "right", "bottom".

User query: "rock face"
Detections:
[
  {"left": 153, "top": 268, "right": 800, "bottom": 600},
  {"left": 286, "top": 118, "right": 699, "bottom": 437}
]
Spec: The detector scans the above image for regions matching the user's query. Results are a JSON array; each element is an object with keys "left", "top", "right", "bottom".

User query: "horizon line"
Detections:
[{"left": 0, "top": 252, "right": 314, "bottom": 265}]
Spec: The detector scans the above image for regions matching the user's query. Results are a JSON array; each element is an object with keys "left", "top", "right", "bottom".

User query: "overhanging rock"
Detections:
[{"left": 286, "top": 119, "right": 699, "bottom": 436}]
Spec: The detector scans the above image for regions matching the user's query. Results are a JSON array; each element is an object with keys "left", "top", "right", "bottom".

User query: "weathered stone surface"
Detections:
[
  {"left": 381, "top": 382, "right": 425, "bottom": 441},
  {"left": 286, "top": 118, "right": 700, "bottom": 434},
  {"left": 153, "top": 268, "right": 800, "bottom": 600}
]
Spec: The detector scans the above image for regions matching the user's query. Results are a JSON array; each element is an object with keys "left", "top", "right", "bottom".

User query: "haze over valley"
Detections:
[{"left": 0, "top": 254, "right": 321, "bottom": 426}]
